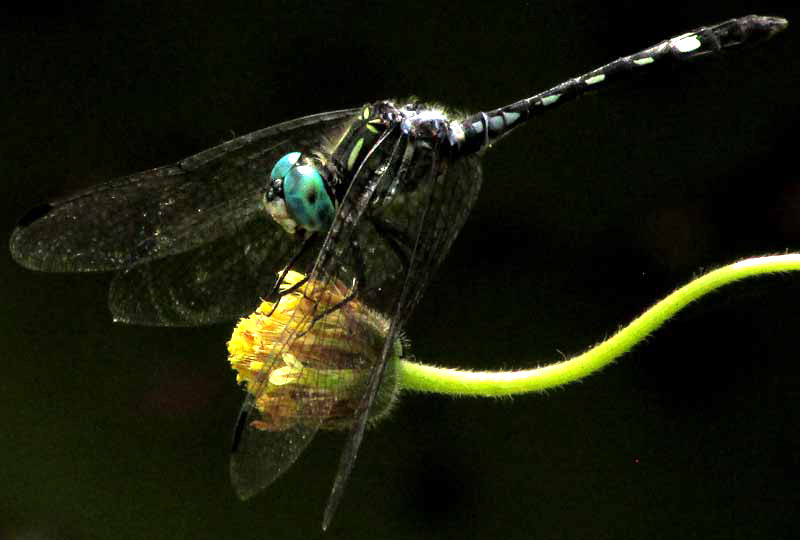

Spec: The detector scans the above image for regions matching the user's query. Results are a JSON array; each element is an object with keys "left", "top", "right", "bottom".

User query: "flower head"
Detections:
[{"left": 228, "top": 270, "right": 402, "bottom": 431}]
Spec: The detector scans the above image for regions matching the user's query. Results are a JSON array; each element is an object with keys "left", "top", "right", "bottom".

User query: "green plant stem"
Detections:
[{"left": 397, "top": 254, "right": 800, "bottom": 397}]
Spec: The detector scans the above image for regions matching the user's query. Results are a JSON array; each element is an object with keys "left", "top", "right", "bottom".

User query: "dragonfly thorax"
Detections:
[
  {"left": 398, "top": 104, "right": 452, "bottom": 144},
  {"left": 265, "top": 101, "right": 465, "bottom": 237}
]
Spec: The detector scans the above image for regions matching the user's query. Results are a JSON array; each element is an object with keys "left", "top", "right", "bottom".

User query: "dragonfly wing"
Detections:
[
  {"left": 9, "top": 108, "right": 359, "bottom": 273},
  {"left": 230, "top": 397, "right": 325, "bottom": 501},
  {"left": 227, "top": 257, "right": 373, "bottom": 500},
  {"left": 322, "top": 152, "right": 485, "bottom": 528},
  {"left": 228, "top": 127, "right": 406, "bottom": 504},
  {"left": 228, "top": 130, "right": 483, "bottom": 522},
  {"left": 108, "top": 214, "right": 318, "bottom": 325}
]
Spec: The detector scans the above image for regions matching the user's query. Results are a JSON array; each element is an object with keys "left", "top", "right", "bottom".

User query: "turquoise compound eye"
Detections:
[
  {"left": 283, "top": 164, "right": 335, "bottom": 232},
  {"left": 270, "top": 152, "right": 301, "bottom": 181}
]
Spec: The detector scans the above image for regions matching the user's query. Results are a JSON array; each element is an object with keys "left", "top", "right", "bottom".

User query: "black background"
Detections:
[{"left": 2, "top": 1, "right": 799, "bottom": 539}]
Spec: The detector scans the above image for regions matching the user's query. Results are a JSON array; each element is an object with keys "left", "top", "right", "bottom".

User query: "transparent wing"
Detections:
[
  {"left": 229, "top": 120, "right": 484, "bottom": 526},
  {"left": 230, "top": 127, "right": 407, "bottom": 502},
  {"left": 228, "top": 266, "right": 377, "bottom": 500},
  {"left": 108, "top": 213, "right": 320, "bottom": 325},
  {"left": 322, "top": 152, "right": 484, "bottom": 528},
  {"left": 230, "top": 416, "right": 322, "bottom": 500},
  {"left": 9, "top": 108, "right": 359, "bottom": 273}
]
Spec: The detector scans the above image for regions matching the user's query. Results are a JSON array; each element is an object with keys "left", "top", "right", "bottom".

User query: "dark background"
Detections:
[{"left": 2, "top": 1, "right": 799, "bottom": 539}]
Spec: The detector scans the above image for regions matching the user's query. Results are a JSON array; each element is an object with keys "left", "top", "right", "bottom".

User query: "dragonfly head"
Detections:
[{"left": 265, "top": 151, "right": 335, "bottom": 235}]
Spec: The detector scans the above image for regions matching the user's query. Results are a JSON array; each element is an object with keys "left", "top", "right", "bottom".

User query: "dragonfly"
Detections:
[{"left": 9, "top": 15, "right": 787, "bottom": 529}]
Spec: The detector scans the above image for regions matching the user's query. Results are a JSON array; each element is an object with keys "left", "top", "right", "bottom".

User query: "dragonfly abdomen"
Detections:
[{"left": 456, "top": 14, "right": 788, "bottom": 155}]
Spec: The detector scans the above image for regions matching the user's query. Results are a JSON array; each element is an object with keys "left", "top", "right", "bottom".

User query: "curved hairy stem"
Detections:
[{"left": 397, "top": 254, "right": 800, "bottom": 396}]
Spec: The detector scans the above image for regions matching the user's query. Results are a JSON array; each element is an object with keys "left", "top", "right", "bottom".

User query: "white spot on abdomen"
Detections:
[{"left": 672, "top": 33, "right": 702, "bottom": 53}]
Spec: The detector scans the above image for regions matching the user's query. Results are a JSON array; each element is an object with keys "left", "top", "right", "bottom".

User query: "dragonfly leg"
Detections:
[
  {"left": 265, "top": 274, "right": 311, "bottom": 317},
  {"left": 296, "top": 240, "right": 368, "bottom": 338},
  {"left": 265, "top": 232, "right": 317, "bottom": 317}
]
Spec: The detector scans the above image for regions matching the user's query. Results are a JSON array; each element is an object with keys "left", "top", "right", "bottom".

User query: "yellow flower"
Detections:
[{"left": 227, "top": 270, "right": 402, "bottom": 431}]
